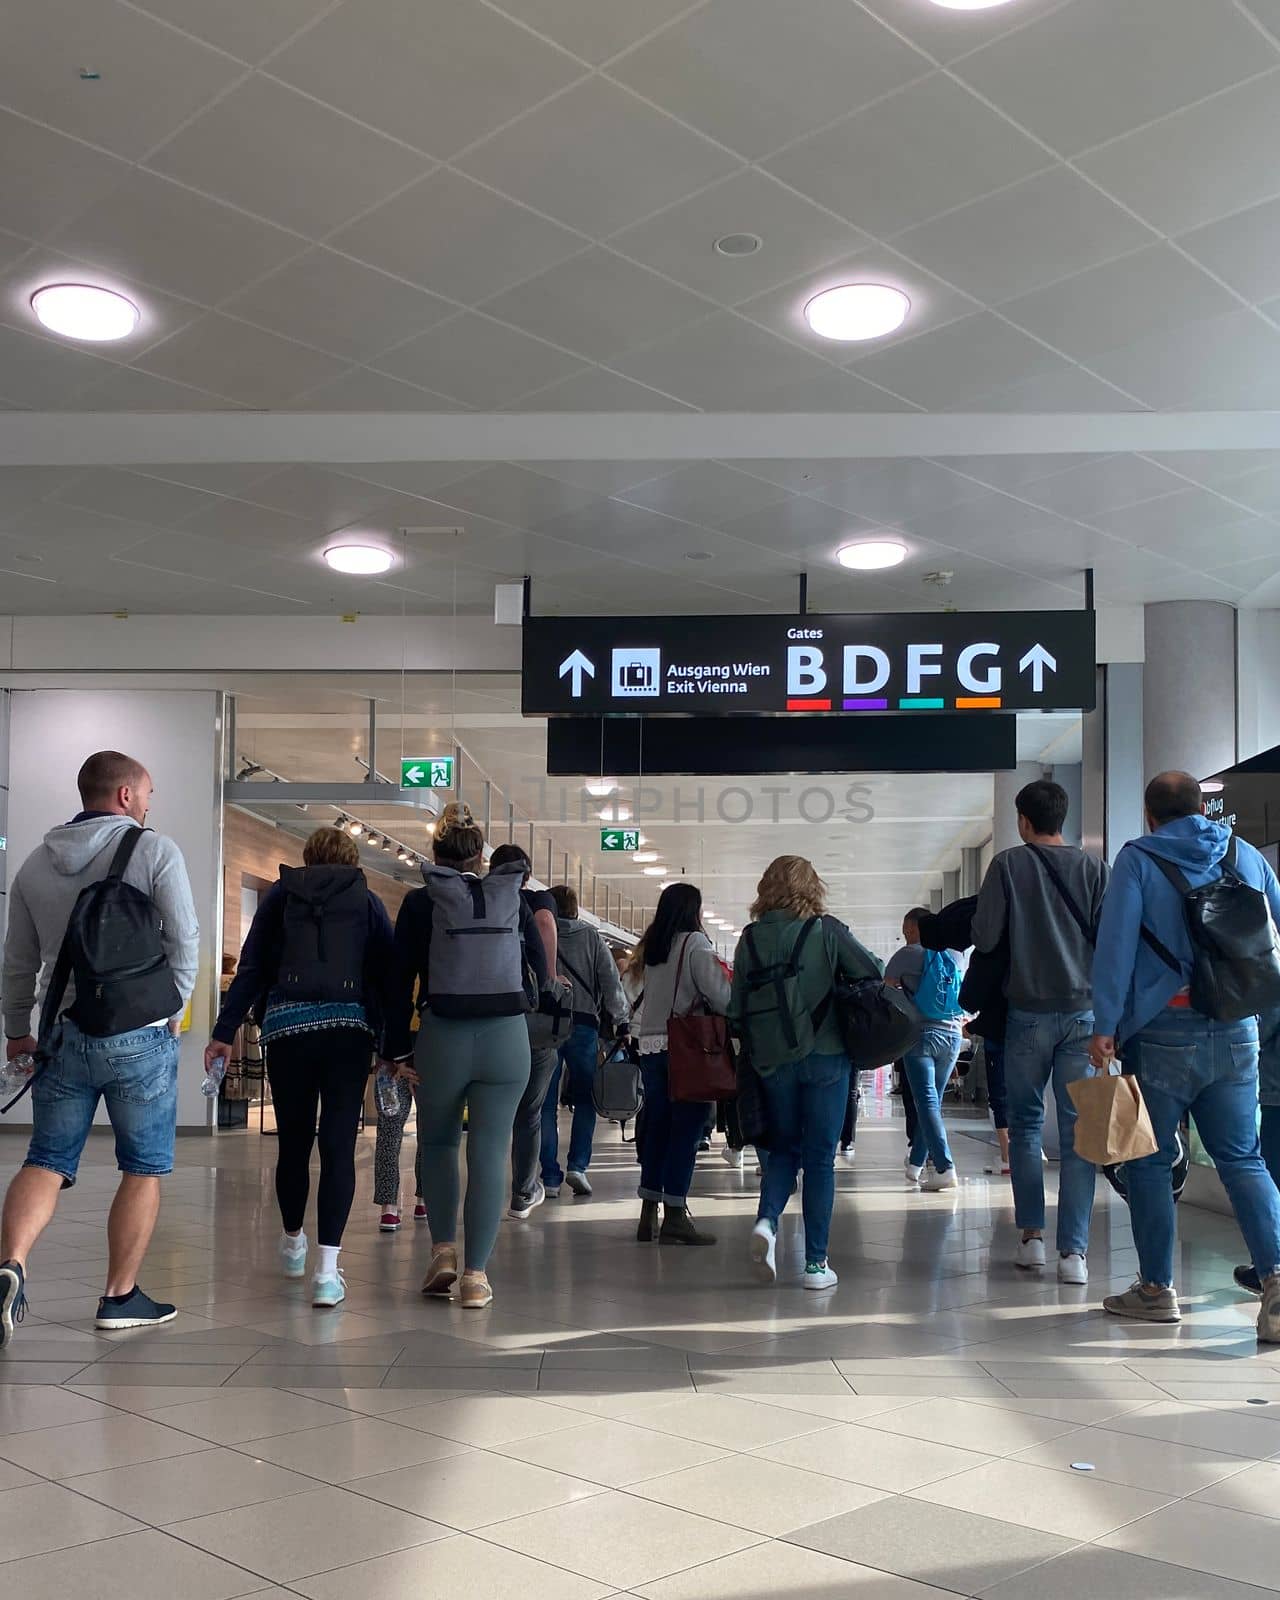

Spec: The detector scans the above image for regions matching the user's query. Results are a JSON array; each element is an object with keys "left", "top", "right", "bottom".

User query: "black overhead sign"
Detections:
[{"left": 523, "top": 610, "right": 1096, "bottom": 717}]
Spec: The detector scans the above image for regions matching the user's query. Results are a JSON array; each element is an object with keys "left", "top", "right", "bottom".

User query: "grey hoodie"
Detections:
[
  {"left": 555, "top": 917, "right": 630, "bottom": 1030},
  {"left": 2, "top": 815, "right": 199, "bottom": 1038}
]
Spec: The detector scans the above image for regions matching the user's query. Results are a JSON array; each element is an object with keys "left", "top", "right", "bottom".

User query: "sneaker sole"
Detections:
[
  {"left": 0, "top": 1267, "right": 22, "bottom": 1348},
  {"left": 749, "top": 1232, "right": 777, "bottom": 1285},
  {"left": 1104, "top": 1301, "right": 1181, "bottom": 1323},
  {"left": 461, "top": 1294, "right": 493, "bottom": 1310},
  {"left": 313, "top": 1294, "right": 347, "bottom": 1308},
  {"left": 422, "top": 1270, "right": 458, "bottom": 1298},
  {"left": 379, "top": 1222, "right": 401, "bottom": 1233},
  {"left": 566, "top": 1180, "right": 592, "bottom": 1197},
  {"left": 95, "top": 1309, "right": 178, "bottom": 1331},
  {"left": 803, "top": 1277, "right": 838, "bottom": 1292}
]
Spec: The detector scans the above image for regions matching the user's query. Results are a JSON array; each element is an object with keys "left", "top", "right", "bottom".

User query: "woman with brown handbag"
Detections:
[{"left": 628, "top": 883, "right": 730, "bottom": 1246}]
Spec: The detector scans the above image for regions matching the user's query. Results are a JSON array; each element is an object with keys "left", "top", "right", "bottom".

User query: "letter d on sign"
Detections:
[
  {"left": 787, "top": 646, "right": 827, "bottom": 697},
  {"left": 843, "top": 646, "right": 890, "bottom": 695}
]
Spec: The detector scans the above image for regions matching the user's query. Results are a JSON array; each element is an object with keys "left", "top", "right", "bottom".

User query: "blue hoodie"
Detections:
[{"left": 1093, "top": 814, "right": 1280, "bottom": 1042}]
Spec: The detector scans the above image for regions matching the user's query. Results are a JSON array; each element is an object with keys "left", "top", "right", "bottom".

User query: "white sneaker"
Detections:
[
  {"left": 904, "top": 1155, "right": 924, "bottom": 1187},
  {"left": 312, "top": 1270, "right": 346, "bottom": 1308},
  {"left": 1016, "top": 1236, "right": 1047, "bottom": 1271},
  {"left": 723, "top": 1145, "right": 745, "bottom": 1169},
  {"left": 1058, "top": 1252, "right": 1088, "bottom": 1285},
  {"left": 804, "top": 1261, "right": 839, "bottom": 1292},
  {"left": 922, "top": 1165, "right": 958, "bottom": 1192},
  {"left": 750, "top": 1220, "right": 777, "bottom": 1285},
  {"left": 280, "top": 1233, "right": 307, "bottom": 1278},
  {"left": 839, "top": 1143, "right": 856, "bottom": 1163},
  {"left": 566, "top": 1169, "right": 592, "bottom": 1197}
]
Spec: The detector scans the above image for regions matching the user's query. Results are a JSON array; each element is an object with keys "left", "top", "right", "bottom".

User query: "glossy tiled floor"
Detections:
[{"left": 2, "top": 1104, "right": 1280, "bottom": 1598}]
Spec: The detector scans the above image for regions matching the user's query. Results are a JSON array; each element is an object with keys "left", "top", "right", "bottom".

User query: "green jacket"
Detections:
[{"left": 729, "top": 910, "right": 882, "bottom": 1067}]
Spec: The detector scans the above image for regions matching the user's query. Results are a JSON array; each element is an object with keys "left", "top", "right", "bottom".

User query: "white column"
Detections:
[
  {"left": 992, "top": 761, "right": 1046, "bottom": 854},
  {"left": 1143, "top": 601, "right": 1237, "bottom": 781},
  {"left": 2, "top": 689, "right": 222, "bottom": 1133}
]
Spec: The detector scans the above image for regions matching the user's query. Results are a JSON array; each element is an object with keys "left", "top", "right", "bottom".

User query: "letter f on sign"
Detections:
[
  {"left": 907, "top": 643, "right": 943, "bottom": 694},
  {"left": 787, "top": 646, "right": 826, "bottom": 697}
]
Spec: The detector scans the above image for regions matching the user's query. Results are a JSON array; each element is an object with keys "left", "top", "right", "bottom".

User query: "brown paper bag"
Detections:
[{"left": 1067, "top": 1066, "right": 1159, "bottom": 1166}]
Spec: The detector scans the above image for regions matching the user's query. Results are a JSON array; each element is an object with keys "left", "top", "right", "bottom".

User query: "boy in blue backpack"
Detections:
[{"left": 887, "top": 909, "right": 965, "bottom": 1191}]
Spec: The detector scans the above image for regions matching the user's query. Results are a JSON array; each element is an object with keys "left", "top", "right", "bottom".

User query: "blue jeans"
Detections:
[
  {"left": 638, "top": 1052, "right": 711, "bottom": 1205},
  {"left": 1005, "top": 1007, "right": 1097, "bottom": 1255},
  {"left": 26, "top": 1018, "right": 179, "bottom": 1187},
  {"left": 757, "top": 1050, "right": 850, "bottom": 1265},
  {"left": 905, "top": 1025, "right": 962, "bottom": 1173},
  {"left": 1125, "top": 1009, "right": 1280, "bottom": 1288},
  {"left": 540, "top": 1023, "right": 599, "bottom": 1182}
]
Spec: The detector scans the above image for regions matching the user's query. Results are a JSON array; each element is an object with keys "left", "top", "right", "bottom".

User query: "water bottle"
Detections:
[
  {"left": 1, "top": 1052, "right": 36, "bottom": 1099},
  {"left": 374, "top": 1067, "right": 402, "bottom": 1118},
  {"left": 201, "top": 1056, "right": 227, "bottom": 1099}
]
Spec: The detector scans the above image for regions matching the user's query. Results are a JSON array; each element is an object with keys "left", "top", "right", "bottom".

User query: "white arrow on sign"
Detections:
[
  {"left": 403, "top": 764, "right": 426, "bottom": 785},
  {"left": 1018, "top": 643, "right": 1058, "bottom": 694},
  {"left": 559, "top": 648, "right": 595, "bottom": 698}
]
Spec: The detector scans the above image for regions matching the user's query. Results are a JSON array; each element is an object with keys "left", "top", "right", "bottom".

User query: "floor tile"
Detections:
[
  {"left": 388, "top": 1394, "right": 591, "bottom": 1447},
  {"left": 1015, "top": 1421, "right": 1257, "bottom": 1496},
  {"left": 1104, "top": 1400, "right": 1280, "bottom": 1459},
  {"left": 66, "top": 1444, "right": 315, "bottom": 1521},
  {"left": 636, "top": 1538, "right": 958, "bottom": 1599},
  {"left": 78, "top": 1363, "right": 241, "bottom": 1387},
  {"left": 694, "top": 1372, "right": 855, "bottom": 1395},
  {"left": 966, "top": 1393, "right": 1155, "bottom": 1424},
  {"left": 494, "top": 1416, "right": 729, "bottom": 1487},
  {"left": 0, "top": 1361, "right": 94, "bottom": 1384},
  {"left": 634, "top": 1394, "right": 836, "bottom": 1451},
  {"left": 913, "top": 1454, "right": 1173, "bottom": 1539},
  {"left": 1192, "top": 1459, "right": 1280, "bottom": 1520},
  {"left": 0, "top": 1479, "right": 141, "bottom": 1559},
  {"left": 1100, "top": 1499, "right": 1280, "bottom": 1591},
  {"left": 242, "top": 1415, "right": 469, "bottom": 1481},
  {"left": 788, "top": 1496, "right": 1077, "bottom": 1594},
  {"left": 285, "top": 1386, "right": 463, "bottom": 1415},
  {"left": 82, "top": 1341, "right": 265, "bottom": 1366},
  {"left": 291, "top": 1533, "right": 612, "bottom": 1600},
  {"left": 0, "top": 1527, "right": 268, "bottom": 1600},
  {"left": 168, "top": 1484, "right": 451, "bottom": 1581},
  {"left": 352, "top": 1448, "right": 603, "bottom": 1529},
  {"left": 480, "top": 1491, "right": 762, "bottom": 1589},
  {"left": 748, "top": 1392, "right": 921, "bottom": 1423},
  {"left": 537, "top": 1372, "right": 694, "bottom": 1397},
  {"left": 977, "top": 1543, "right": 1275, "bottom": 1600},
  {"left": 630, "top": 1451, "right": 887, "bottom": 1536},
  {"left": 146, "top": 1389, "right": 351, "bottom": 1444},
  {"left": 860, "top": 1398, "right": 1076, "bottom": 1455},
  {"left": 0, "top": 1455, "right": 40, "bottom": 1489},
  {"left": 0, "top": 1411, "right": 209, "bottom": 1477},
  {"left": 223, "top": 1363, "right": 394, "bottom": 1389},
  {"left": 66, "top": 1383, "right": 233, "bottom": 1411},
  {"left": 758, "top": 1420, "right": 993, "bottom": 1492}
]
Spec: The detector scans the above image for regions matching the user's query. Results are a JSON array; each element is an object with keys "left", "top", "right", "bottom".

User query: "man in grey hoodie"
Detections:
[{"left": 0, "top": 751, "right": 199, "bottom": 1345}]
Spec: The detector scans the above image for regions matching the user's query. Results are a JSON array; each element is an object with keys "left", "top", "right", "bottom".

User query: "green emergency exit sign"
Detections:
[
  {"left": 600, "top": 828, "right": 640, "bottom": 852},
  {"left": 401, "top": 756, "right": 454, "bottom": 789}
]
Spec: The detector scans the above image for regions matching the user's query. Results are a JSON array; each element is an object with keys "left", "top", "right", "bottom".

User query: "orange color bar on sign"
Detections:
[{"left": 955, "top": 697, "right": 1002, "bottom": 709}]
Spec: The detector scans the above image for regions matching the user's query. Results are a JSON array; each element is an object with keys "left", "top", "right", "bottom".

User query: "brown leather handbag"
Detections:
[{"left": 666, "top": 933, "right": 736, "bottom": 1103}]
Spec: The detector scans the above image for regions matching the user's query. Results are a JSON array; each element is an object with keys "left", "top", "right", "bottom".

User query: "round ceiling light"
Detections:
[
  {"left": 642, "top": 864, "right": 667, "bottom": 876},
  {"left": 633, "top": 850, "right": 660, "bottom": 863},
  {"left": 31, "top": 283, "right": 139, "bottom": 342},
  {"left": 837, "top": 539, "right": 908, "bottom": 571},
  {"left": 324, "top": 544, "right": 393, "bottom": 575},
  {"left": 805, "top": 283, "right": 910, "bottom": 342},
  {"left": 584, "top": 777, "right": 619, "bottom": 797},
  {"left": 599, "top": 802, "right": 633, "bottom": 821},
  {"left": 1201, "top": 780, "right": 1225, "bottom": 794}
]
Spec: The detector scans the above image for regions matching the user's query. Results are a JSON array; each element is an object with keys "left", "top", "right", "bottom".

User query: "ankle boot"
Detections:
[
  {"left": 660, "top": 1204, "right": 716, "bottom": 1246},
  {"left": 637, "top": 1198, "right": 660, "bottom": 1243}
]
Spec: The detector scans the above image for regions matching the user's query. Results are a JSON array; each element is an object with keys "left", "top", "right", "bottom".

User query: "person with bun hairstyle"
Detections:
[
  {"left": 207, "top": 825, "right": 395, "bottom": 1309},
  {"left": 384, "top": 802, "right": 548, "bottom": 1309}
]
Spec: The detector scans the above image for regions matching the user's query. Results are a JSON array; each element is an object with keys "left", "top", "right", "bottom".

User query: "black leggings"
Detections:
[{"left": 266, "top": 1029, "right": 371, "bottom": 1247}]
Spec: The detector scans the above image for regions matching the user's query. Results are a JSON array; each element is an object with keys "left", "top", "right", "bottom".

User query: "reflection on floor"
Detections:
[{"left": 1, "top": 1106, "right": 1279, "bottom": 1598}]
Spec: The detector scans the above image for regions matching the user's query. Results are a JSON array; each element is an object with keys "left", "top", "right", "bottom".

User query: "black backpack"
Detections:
[
  {"left": 42, "top": 825, "right": 182, "bottom": 1043},
  {"left": 277, "top": 865, "right": 369, "bottom": 1005},
  {"left": 1140, "top": 837, "right": 1280, "bottom": 1023}
]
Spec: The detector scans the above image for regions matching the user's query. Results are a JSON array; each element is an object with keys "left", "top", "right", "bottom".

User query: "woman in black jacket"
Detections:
[{"left": 205, "top": 826, "right": 394, "bottom": 1309}]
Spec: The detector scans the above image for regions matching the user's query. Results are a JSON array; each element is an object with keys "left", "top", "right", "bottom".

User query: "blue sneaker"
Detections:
[
  {"left": 95, "top": 1287, "right": 177, "bottom": 1330},
  {"left": 0, "top": 1260, "right": 26, "bottom": 1348},
  {"left": 312, "top": 1271, "right": 346, "bottom": 1309}
]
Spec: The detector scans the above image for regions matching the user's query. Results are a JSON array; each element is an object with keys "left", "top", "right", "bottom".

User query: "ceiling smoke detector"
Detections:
[
  {"left": 923, "top": 569, "right": 955, "bottom": 587},
  {"left": 714, "top": 232, "right": 762, "bottom": 257}
]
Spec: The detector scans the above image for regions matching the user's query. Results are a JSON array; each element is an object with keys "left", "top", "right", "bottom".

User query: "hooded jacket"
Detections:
[
  {"left": 1092, "top": 814, "right": 1280, "bottom": 1042},
  {"left": 2, "top": 814, "right": 199, "bottom": 1039},
  {"left": 556, "top": 916, "right": 630, "bottom": 1030}
]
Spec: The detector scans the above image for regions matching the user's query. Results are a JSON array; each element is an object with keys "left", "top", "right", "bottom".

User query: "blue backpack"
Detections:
[{"left": 916, "top": 949, "right": 962, "bottom": 1021}]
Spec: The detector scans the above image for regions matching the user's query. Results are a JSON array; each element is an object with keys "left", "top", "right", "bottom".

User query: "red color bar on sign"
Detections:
[
  {"left": 955, "top": 696, "right": 1003, "bottom": 709},
  {"left": 786, "top": 698, "right": 832, "bottom": 711}
]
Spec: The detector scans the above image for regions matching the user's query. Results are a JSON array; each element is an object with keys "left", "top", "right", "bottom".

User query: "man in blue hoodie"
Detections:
[{"left": 1091, "top": 770, "right": 1280, "bottom": 1340}]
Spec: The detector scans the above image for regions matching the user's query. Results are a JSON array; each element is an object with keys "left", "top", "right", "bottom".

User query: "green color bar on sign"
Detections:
[{"left": 898, "top": 697, "right": 946, "bottom": 710}]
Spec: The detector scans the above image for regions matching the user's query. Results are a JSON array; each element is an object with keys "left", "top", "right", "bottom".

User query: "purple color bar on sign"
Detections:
[{"left": 843, "top": 698, "right": 889, "bottom": 711}]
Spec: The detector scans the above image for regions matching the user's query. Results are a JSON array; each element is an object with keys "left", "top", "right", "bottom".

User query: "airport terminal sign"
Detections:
[{"left": 523, "top": 611, "right": 1095, "bottom": 716}]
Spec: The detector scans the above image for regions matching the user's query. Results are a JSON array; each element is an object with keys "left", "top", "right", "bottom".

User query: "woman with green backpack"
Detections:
[{"left": 730, "top": 856, "right": 881, "bottom": 1292}]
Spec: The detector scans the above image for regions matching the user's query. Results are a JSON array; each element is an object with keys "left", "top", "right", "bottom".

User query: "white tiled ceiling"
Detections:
[{"left": 0, "top": 0, "right": 1277, "bottom": 617}]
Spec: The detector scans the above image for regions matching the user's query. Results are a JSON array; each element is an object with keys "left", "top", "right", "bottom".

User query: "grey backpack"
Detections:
[{"left": 421, "top": 860, "right": 532, "bottom": 1019}]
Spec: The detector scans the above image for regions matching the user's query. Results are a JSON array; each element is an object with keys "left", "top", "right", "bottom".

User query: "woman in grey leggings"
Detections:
[{"left": 383, "top": 803, "right": 545, "bottom": 1309}]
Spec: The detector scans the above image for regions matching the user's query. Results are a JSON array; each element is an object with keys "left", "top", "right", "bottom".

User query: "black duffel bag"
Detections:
[{"left": 820, "top": 977, "right": 923, "bottom": 1070}]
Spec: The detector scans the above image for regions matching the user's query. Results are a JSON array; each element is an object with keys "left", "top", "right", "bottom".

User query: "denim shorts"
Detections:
[{"left": 26, "top": 1018, "right": 180, "bottom": 1187}]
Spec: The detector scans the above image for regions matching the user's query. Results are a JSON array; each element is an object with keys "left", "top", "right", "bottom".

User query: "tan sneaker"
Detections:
[
  {"left": 1258, "top": 1274, "right": 1280, "bottom": 1344},
  {"left": 422, "top": 1244, "right": 458, "bottom": 1298},
  {"left": 1104, "top": 1280, "right": 1180, "bottom": 1323},
  {"left": 459, "top": 1270, "right": 493, "bottom": 1310}
]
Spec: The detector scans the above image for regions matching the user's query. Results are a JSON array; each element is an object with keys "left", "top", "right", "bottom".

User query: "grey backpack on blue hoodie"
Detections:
[{"left": 421, "top": 859, "right": 533, "bottom": 1019}]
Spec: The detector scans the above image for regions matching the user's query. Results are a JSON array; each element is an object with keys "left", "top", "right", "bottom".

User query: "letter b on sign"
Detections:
[{"left": 787, "top": 646, "right": 826, "bottom": 697}]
